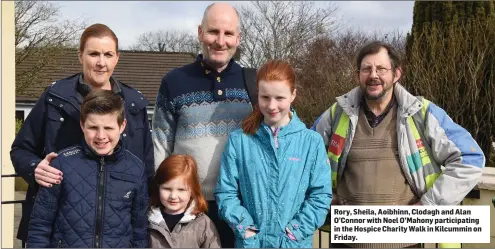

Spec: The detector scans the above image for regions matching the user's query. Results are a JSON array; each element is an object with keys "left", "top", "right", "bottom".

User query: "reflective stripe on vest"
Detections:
[
  {"left": 409, "top": 98, "right": 442, "bottom": 190},
  {"left": 327, "top": 103, "right": 348, "bottom": 188},
  {"left": 438, "top": 243, "right": 461, "bottom": 248}
]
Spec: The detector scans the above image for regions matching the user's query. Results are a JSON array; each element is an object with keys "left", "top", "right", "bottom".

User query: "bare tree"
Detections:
[
  {"left": 237, "top": 1, "right": 339, "bottom": 68},
  {"left": 15, "top": 1, "right": 86, "bottom": 95},
  {"left": 129, "top": 29, "right": 200, "bottom": 54}
]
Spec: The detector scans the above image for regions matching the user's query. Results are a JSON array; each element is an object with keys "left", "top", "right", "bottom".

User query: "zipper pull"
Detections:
[
  {"left": 58, "top": 240, "right": 62, "bottom": 248},
  {"left": 100, "top": 157, "right": 104, "bottom": 174},
  {"left": 272, "top": 127, "right": 280, "bottom": 149}
]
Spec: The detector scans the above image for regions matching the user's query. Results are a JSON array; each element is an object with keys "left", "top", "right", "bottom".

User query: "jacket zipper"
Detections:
[
  {"left": 270, "top": 127, "right": 280, "bottom": 149},
  {"left": 94, "top": 157, "right": 105, "bottom": 248},
  {"left": 58, "top": 239, "right": 62, "bottom": 248},
  {"left": 150, "top": 221, "right": 175, "bottom": 247}
]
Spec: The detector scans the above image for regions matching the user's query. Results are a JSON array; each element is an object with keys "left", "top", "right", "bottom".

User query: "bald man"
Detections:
[{"left": 152, "top": 3, "right": 252, "bottom": 247}]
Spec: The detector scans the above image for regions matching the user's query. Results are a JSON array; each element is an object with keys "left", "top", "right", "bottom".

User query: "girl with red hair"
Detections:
[
  {"left": 149, "top": 154, "right": 221, "bottom": 248},
  {"left": 215, "top": 60, "right": 332, "bottom": 248}
]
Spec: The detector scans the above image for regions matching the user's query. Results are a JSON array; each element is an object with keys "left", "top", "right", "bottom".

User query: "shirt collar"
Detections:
[
  {"left": 82, "top": 139, "right": 123, "bottom": 162},
  {"left": 362, "top": 93, "right": 395, "bottom": 116},
  {"left": 196, "top": 54, "right": 236, "bottom": 74}
]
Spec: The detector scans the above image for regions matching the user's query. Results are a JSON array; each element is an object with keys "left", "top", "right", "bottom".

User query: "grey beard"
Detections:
[
  {"left": 365, "top": 90, "right": 387, "bottom": 101},
  {"left": 361, "top": 84, "right": 390, "bottom": 101}
]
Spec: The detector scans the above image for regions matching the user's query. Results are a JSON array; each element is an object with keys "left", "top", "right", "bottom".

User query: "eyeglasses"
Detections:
[{"left": 358, "top": 67, "right": 392, "bottom": 76}]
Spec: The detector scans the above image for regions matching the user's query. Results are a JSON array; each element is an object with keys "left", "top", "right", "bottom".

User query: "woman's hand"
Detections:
[{"left": 34, "top": 152, "right": 63, "bottom": 187}]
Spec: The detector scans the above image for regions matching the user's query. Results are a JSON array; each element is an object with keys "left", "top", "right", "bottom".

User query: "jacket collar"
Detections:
[
  {"left": 196, "top": 54, "right": 241, "bottom": 75},
  {"left": 337, "top": 83, "right": 422, "bottom": 118},
  {"left": 82, "top": 139, "right": 125, "bottom": 162},
  {"left": 257, "top": 109, "right": 307, "bottom": 138},
  {"left": 148, "top": 200, "right": 198, "bottom": 226},
  {"left": 47, "top": 73, "right": 82, "bottom": 108},
  {"left": 77, "top": 74, "right": 122, "bottom": 101},
  {"left": 48, "top": 73, "right": 149, "bottom": 113}
]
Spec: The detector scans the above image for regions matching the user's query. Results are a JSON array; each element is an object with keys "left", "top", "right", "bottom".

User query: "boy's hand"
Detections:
[{"left": 34, "top": 152, "right": 63, "bottom": 187}]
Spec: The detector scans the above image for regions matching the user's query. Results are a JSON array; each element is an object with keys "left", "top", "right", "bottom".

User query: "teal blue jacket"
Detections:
[{"left": 215, "top": 111, "right": 332, "bottom": 248}]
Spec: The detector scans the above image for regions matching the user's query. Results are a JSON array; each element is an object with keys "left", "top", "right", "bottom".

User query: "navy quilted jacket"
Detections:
[{"left": 26, "top": 142, "right": 149, "bottom": 248}]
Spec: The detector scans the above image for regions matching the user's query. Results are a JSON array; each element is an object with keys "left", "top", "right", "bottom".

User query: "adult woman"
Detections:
[
  {"left": 11, "top": 23, "right": 153, "bottom": 245},
  {"left": 214, "top": 60, "right": 332, "bottom": 248}
]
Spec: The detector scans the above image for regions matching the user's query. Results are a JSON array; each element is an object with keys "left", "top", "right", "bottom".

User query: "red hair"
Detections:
[
  {"left": 150, "top": 154, "right": 208, "bottom": 214},
  {"left": 242, "top": 60, "right": 296, "bottom": 135}
]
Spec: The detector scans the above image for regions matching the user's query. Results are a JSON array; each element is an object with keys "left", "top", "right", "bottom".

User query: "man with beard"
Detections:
[
  {"left": 151, "top": 2, "right": 252, "bottom": 248},
  {"left": 312, "top": 41, "right": 484, "bottom": 248}
]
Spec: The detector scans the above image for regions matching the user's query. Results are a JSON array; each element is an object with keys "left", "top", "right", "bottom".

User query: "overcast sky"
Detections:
[{"left": 54, "top": 1, "right": 414, "bottom": 49}]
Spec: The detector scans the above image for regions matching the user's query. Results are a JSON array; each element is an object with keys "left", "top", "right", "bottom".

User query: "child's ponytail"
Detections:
[{"left": 241, "top": 104, "right": 263, "bottom": 135}]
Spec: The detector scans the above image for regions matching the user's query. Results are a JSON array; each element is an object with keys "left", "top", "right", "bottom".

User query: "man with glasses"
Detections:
[{"left": 312, "top": 41, "right": 484, "bottom": 248}]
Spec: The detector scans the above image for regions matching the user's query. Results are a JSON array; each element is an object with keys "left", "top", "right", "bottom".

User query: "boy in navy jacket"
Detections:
[{"left": 27, "top": 90, "right": 149, "bottom": 248}]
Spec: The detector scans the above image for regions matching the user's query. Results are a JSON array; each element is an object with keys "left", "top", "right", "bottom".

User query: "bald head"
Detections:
[
  {"left": 198, "top": 2, "right": 241, "bottom": 72},
  {"left": 201, "top": 2, "right": 240, "bottom": 32}
]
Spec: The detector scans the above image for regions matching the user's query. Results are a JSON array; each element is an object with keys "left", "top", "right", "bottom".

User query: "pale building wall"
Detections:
[{"left": 2, "top": 1, "right": 17, "bottom": 247}]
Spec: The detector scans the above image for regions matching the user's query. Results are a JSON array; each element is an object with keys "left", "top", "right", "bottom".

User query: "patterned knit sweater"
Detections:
[{"left": 152, "top": 55, "right": 253, "bottom": 200}]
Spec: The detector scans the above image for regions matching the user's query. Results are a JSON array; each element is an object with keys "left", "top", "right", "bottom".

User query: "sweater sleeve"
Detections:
[
  {"left": 152, "top": 76, "right": 177, "bottom": 170},
  {"left": 286, "top": 135, "right": 332, "bottom": 241}
]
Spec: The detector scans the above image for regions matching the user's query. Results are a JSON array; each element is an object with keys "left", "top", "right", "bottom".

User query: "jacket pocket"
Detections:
[
  {"left": 237, "top": 232, "right": 261, "bottom": 248},
  {"left": 45, "top": 109, "right": 64, "bottom": 148},
  {"left": 46, "top": 107, "right": 82, "bottom": 151},
  {"left": 279, "top": 234, "right": 312, "bottom": 248},
  {"left": 109, "top": 172, "right": 137, "bottom": 210}
]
